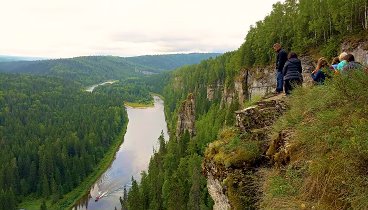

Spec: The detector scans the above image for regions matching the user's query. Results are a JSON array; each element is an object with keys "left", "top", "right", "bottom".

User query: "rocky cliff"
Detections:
[
  {"left": 219, "top": 56, "right": 315, "bottom": 108},
  {"left": 342, "top": 40, "right": 368, "bottom": 65},
  {"left": 203, "top": 95, "right": 289, "bottom": 209},
  {"left": 176, "top": 93, "right": 196, "bottom": 138}
]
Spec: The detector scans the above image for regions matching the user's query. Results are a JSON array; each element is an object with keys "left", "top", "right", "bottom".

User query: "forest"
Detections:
[
  {"left": 124, "top": 0, "right": 368, "bottom": 209},
  {"left": 0, "top": 53, "right": 219, "bottom": 86},
  {"left": 0, "top": 73, "right": 129, "bottom": 209},
  {"left": 0, "top": 50, "right": 217, "bottom": 209}
]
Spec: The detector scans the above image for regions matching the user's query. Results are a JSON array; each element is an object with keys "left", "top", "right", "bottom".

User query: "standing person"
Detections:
[
  {"left": 282, "top": 52, "right": 303, "bottom": 95},
  {"left": 273, "top": 43, "right": 288, "bottom": 94}
]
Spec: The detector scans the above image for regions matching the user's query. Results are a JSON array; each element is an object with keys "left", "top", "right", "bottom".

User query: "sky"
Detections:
[{"left": 0, "top": 0, "right": 282, "bottom": 58}]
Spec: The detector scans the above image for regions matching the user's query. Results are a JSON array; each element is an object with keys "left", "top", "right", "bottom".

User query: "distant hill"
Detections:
[
  {"left": 125, "top": 53, "right": 221, "bottom": 72},
  {"left": 0, "top": 55, "right": 45, "bottom": 62},
  {"left": 0, "top": 53, "right": 220, "bottom": 85}
]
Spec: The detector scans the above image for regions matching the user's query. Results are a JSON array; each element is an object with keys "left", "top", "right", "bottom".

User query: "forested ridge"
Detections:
[
  {"left": 125, "top": 0, "right": 368, "bottom": 209},
  {"left": 0, "top": 53, "right": 220, "bottom": 85}
]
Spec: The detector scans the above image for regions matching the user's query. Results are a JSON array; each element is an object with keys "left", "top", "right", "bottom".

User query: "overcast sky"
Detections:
[{"left": 0, "top": 0, "right": 282, "bottom": 58}]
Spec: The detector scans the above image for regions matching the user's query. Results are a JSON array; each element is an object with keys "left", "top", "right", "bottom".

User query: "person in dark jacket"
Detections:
[
  {"left": 273, "top": 43, "right": 288, "bottom": 94},
  {"left": 282, "top": 52, "right": 303, "bottom": 95}
]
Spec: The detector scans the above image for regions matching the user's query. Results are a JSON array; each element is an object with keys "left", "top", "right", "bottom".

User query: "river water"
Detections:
[
  {"left": 85, "top": 80, "right": 117, "bottom": 92},
  {"left": 73, "top": 96, "right": 169, "bottom": 210}
]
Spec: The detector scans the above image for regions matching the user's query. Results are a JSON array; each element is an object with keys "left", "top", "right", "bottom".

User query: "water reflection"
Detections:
[{"left": 74, "top": 96, "right": 168, "bottom": 210}]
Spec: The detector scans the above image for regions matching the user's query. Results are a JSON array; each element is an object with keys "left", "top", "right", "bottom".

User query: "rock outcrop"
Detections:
[
  {"left": 176, "top": 93, "right": 196, "bottom": 138},
  {"left": 248, "top": 66, "right": 275, "bottom": 98},
  {"left": 203, "top": 95, "right": 289, "bottom": 209},
  {"left": 235, "top": 96, "right": 288, "bottom": 133},
  {"left": 220, "top": 71, "right": 247, "bottom": 108},
  {"left": 341, "top": 41, "right": 368, "bottom": 65},
  {"left": 245, "top": 56, "right": 315, "bottom": 99},
  {"left": 207, "top": 80, "right": 223, "bottom": 101},
  {"left": 207, "top": 174, "right": 231, "bottom": 210}
]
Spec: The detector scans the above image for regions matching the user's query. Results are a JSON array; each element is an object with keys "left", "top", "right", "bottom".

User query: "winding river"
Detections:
[
  {"left": 73, "top": 94, "right": 169, "bottom": 210},
  {"left": 85, "top": 80, "right": 118, "bottom": 92}
]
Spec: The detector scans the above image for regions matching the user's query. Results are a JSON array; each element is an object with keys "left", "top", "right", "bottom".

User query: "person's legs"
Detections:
[
  {"left": 284, "top": 79, "right": 291, "bottom": 95},
  {"left": 276, "top": 71, "right": 284, "bottom": 93},
  {"left": 293, "top": 79, "right": 303, "bottom": 88},
  {"left": 287, "top": 79, "right": 302, "bottom": 95}
]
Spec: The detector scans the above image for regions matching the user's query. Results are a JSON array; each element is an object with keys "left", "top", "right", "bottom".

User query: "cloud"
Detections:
[{"left": 0, "top": 0, "right": 283, "bottom": 58}]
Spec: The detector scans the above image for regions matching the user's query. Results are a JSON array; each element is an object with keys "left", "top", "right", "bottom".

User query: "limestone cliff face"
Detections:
[
  {"left": 220, "top": 70, "right": 249, "bottom": 108},
  {"left": 176, "top": 93, "right": 196, "bottom": 138},
  {"left": 341, "top": 41, "right": 368, "bottom": 65},
  {"left": 207, "top": 174, "right": 231, "bottom": 210},
  {"left": 207, "top": 81, "right": 223, "bottom": 101},
  {"left": 214, "top": 55, "right": 315, "bottom": 110},
  {"left": 247, "top": 66, "right": 274, "bottom": 97},
  {"left": 203, "top": 95, "right": 289, "bottom": 209},
  {"left": 245, "top": 56, "right": 315, "bottom": 99}
]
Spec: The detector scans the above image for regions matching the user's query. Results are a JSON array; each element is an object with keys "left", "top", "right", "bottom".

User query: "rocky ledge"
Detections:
[{"left": 203, "top": 95, "right": 290, "bottom": 209}]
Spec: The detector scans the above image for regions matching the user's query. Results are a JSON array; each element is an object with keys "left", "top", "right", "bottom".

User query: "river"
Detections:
[
  {"left": 86, "top": 80, "right": 118, "bottom": 92},
  {"left": 73, "top": 96, "right": 169, "bottom": 210}
]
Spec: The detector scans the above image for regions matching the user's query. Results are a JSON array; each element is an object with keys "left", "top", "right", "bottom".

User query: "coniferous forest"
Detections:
[
  {"left": 0, "top": 53, "right": 217, "bottom": 209},
  {"left": 1, "top": 0, "right": 368, "bottom": 209},
  {"left": 0, "top": 74, "right": 128, "bottom": 209},
  {"left": 124, "top": 0, "right": 368, "bottom": 209}
]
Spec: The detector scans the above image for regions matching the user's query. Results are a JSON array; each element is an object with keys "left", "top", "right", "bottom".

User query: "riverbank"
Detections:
[
  {"left": 18, "top": 115, "right": 129, "bottom": 210},
  {"left": 124, "top": 101, "right": 154, "bottom": 108},
  {"left": 64, "top": 116, "right": 128, "bottom": 210},
  {"left": 124, "top": 93, "right": 164, "bottom": 108}
]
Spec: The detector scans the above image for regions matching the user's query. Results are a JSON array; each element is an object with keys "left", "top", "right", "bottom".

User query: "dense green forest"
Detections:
[
  {"left": 125, "top": 0, "right": 368, "bottom": 209},
  {"left": 94, "top": 78, "right": 152, "bottom": 105},
  {"left": 0, "top": 53, "right": 219, "bottom": 85},
  {"left": 124, "top": 53, "right": 220, "bottom": 72},
  {"left": 0, "top": 73, "right": 128, "bottom": 209},
  {"left": 242, "top": 0, "right": 368, "bottom": 66},
  {"left": 0, "top": 52, "right": 217, "bottom": 209}
]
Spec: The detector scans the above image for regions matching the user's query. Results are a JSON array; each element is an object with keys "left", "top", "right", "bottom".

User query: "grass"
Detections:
[
  {"left": 244, "top": 94, "right": 262, "bottom": 108},
  {"left": 260, "top": 70, "right": 368, "bottom": 209},
  {"left": 124, "top": 101, "right": 154, "bottom": 108},
  {"left": 19, "top": 119, "right": 128, "bottom": 210},
  {"left": 206, "top": 127, "right": 261, "bottom": 168}
]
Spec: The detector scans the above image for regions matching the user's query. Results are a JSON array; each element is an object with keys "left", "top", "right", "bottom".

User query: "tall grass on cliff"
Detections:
[{"left": 261, "top": 69, "right": 368, "bottom": 209}]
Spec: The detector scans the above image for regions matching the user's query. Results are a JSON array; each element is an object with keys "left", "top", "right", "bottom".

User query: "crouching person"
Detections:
[{"left": 282, "top": 52, "right": 303, "bottom": 95}]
